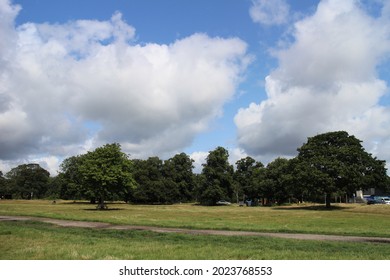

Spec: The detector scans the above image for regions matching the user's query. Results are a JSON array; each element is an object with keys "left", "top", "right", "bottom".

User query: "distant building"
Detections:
[{"left": 356, "top": 188, "right": 389, "bottom": 200}]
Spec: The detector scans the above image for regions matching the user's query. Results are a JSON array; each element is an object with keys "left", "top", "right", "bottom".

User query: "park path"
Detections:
[{"left": 1, "top": 215, "right": 390, "bottom": 244}]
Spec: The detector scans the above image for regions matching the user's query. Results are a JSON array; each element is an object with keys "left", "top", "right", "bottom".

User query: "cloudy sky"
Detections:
[{"left": 1, "top": 0, "right": 390, "bottom": 174}]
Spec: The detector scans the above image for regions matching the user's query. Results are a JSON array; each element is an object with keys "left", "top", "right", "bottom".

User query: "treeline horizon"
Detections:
[{"left": 1, "top": 131, "right": 389, "bottom": 208}]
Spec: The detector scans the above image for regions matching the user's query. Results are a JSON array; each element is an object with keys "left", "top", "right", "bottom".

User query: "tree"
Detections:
[
  {"left": 197, "top": 147, "right": 234, "bottom": 205},
  {"left": 295, "top": 131, "right": 389, "bottom": 208},
  {"left": 234, "top": 156, "right": 264, "bottom": 202},
  {"left": 0, "top": 171, "right": 4, "bottom": 189},
  {"left": 259, "top": 158, "right": 292, "bottom": 205},
  {"left": 132, "top": 157, "right": 175, "bottom": 204},
  {"left": 77, "top": 143, "right": 136, "bottom": 209},
  {"left": 163, "top": 153, "right": 195, "bottom": 202},
  {"left": 0, "top": 171, "right": 9, "bottom": 198},
  {"left": 45, "top": 176, "right": 62, "bottom": 199},
  {"left": 132, "top": 155, "right": 194, "bottom": 204},
  {"left": 5, "top": 164, "right": 50, "bottom": 199},
  {"left": 59, "top": 155, "right": 86, "bottom": 200}
]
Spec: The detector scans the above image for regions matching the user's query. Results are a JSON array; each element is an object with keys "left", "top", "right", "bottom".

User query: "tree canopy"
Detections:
[
  {"left": 77, "top": 143, "right": 136, "bottom": 209},
  {"left": 5, "top": 164, "right": 50, "bottom": 199},
  {"left": 59, "top": 155, "right": 85, "bottom": 200},
  {"left": 132, "top": 157, "right": 173, "bottom": 204},
  {"left": 163, "top": 153, "right": 195, "bottom": 202},
  {"left": 294, "top": 131, "right": 389, "bottom": 207},
  {"left": 196, "top": 147, "right": 234, "bottom": 205},
  {"left": 259, "top": 157, "right": 293, "bottom": 205},
  {"left": 234, "top": 156, "right": 264, "bottom": 202}
]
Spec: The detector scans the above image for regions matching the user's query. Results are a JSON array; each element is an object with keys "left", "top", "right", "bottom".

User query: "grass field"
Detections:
[{"left": 1, "top": 200, "right": 390, "bottom": 259}]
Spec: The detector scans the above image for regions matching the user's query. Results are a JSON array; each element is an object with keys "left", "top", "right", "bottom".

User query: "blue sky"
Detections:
[{"left": 1, "top": 0, "right": 390, "bottom": 174}]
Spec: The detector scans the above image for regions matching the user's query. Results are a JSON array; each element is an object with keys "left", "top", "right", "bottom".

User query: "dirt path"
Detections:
[{"left": 1, "top": 215, "right": 389, "bottom": 244}]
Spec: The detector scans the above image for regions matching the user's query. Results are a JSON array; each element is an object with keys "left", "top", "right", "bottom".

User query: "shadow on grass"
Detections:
[
  {"left": 272, "top": 205, "right": 349, "bottom": 211},
  {"left": 83, "top": 208, "right": 124, "bottom": 211},
  {"left": 63, "top": 201, "right": 92, "bottom": 205},
  {"left": 60, "top": 201, "right": 126, "bottom": 211},
  {"left": 63, "top": 201, "right": 127, "bottom": 205}
]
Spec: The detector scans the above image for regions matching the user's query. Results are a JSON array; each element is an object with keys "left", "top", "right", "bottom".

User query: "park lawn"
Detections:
[
  {"left": 0, "top": 200, "right": 390, "bottom": 237},
  {"left": 0, "top": 220, "right": 389, "bottom": 260}
]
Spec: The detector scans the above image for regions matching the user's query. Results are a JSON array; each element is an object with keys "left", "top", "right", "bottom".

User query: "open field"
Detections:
[
  {"left": 1, "top": 200, "right": 390, "bottom": 259},
  {"left": 1, "top": 200, "right": 390, "bottom": 236}
]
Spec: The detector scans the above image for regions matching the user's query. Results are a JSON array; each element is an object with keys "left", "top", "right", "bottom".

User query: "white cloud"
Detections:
[
  {"left": 236, "top": 0, "right": 390, "bottom": 163},
  {"left": 249, "top": 0, "right": 290, "bottom": 26},
  {"left": 0, "top": 0, "right": 250, "bottom": 173},
  {"left": 189, "top": 147, "right": 249, "bottom": 174},
  {"left": 227, "top": 147, "right": 247, "bottom": 164},
  {"left": 33, "top": 156, "right": 61, "bottom": 175},
  {"left": 189, "top": 151, "right": 208, "bottom": 174},
  {"left": 0, "top": 0, "right": 19, "bottom": 56}
]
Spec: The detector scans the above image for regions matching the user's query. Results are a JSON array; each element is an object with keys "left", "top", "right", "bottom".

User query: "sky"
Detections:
[{"left": 1, "top": 0, "right": 390, "bottom": 175}]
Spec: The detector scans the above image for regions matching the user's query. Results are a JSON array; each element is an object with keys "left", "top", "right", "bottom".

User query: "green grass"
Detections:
[
  {"left": 1, "top": 200, "right": 390, "bottom": 260},
  {"left": 1, "top": 200, "right": 390, "bottom": 237},
  {"left": 1, "top": 220, "right": 389, "bottom": 260}
]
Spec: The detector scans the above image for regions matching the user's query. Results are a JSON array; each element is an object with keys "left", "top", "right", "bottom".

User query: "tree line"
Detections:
[{"left": 1, "top": 131, "right": 389, "bottom": 208}]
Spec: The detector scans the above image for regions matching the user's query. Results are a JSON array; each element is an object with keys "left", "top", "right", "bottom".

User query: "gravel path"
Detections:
[{"left": 1, "top": 215, "right": 390, "bottom": 244}]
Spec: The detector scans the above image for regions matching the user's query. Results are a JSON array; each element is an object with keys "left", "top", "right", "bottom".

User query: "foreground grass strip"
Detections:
[
  {"left": 1, "top": 221, "right": 389, "bottom": 260},
  {"left": 2, "top": 215, "right": 390, "bottom": 244}
]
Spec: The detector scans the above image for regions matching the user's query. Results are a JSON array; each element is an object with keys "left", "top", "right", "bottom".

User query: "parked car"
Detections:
[
  {"left": 216, "top": 200, "right": 231, "bottom": 205},
  {"left": 366, "top": 195, "right": 390, "bottom": 205},
  {"left": 366, "top": 196, "right": 382, "bottom": 205},
  {"left": 382, "top": 198, "right": 390, "bottom": 205},
  {"left": 366, "top": 196, "right": 375, "bottom": 204}
]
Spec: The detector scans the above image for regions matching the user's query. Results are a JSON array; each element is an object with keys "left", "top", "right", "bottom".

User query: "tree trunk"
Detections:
[
  {"left": 325, "top": 193, "right": 331, "bottom": 208},
  {"left": 96, "top": 197, "right": 107, "bottom": 210}
]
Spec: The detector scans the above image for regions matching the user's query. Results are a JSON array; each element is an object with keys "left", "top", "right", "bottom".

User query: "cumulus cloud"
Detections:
[
  {"left": 189, "top": 151, "right": 208, "bottom": 174},
  {"left": 236, "top": 0, "right": 390, "bottom": 162},
  {"left": 249, "top": 0, "right": 290, "bottom": 26},
  {"left": 189, "top": 147, "right": 249, "bottom": 174},
  {"left": 0, "top": 0, "right": 249, "bottom": 172}
]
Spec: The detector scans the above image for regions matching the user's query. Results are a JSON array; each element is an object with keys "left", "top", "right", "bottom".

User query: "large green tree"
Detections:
[
  {"left": 59, "top": 155, "right": 86, "bottom": 200},
  {"left": 197, "top": 147, "right": 234, "bottom": 205},
  {"left": 77, "top": 143, "right": 136, "bottom": 209},
  {"left": 295, "top": 131, "right": 389, "bottom": 208},
  {"left": 234, "top": 156, "right": 264, "bottom": 202},
  {"left": 259, "top": 158, "right": 293, "bottom": 205},
  {"left": 5, "top": 164, "right": 50, "bottom": 199},
  {"left": 132, "top": 157, "right": 177, "bottom": 204},
  {"left": 163, "top": 153, "right": 195, "bottom": 202}
]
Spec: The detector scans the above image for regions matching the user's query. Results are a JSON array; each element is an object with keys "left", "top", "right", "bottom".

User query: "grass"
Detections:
[
  {"left": 1, "top": 200, "right": 390, "bottom": 259},
  {"left": 1, "top": 200, "right": 390, "bottom": 237},
  {"left": 1, "top": 220, "right": 389, "bottom": 260}
]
